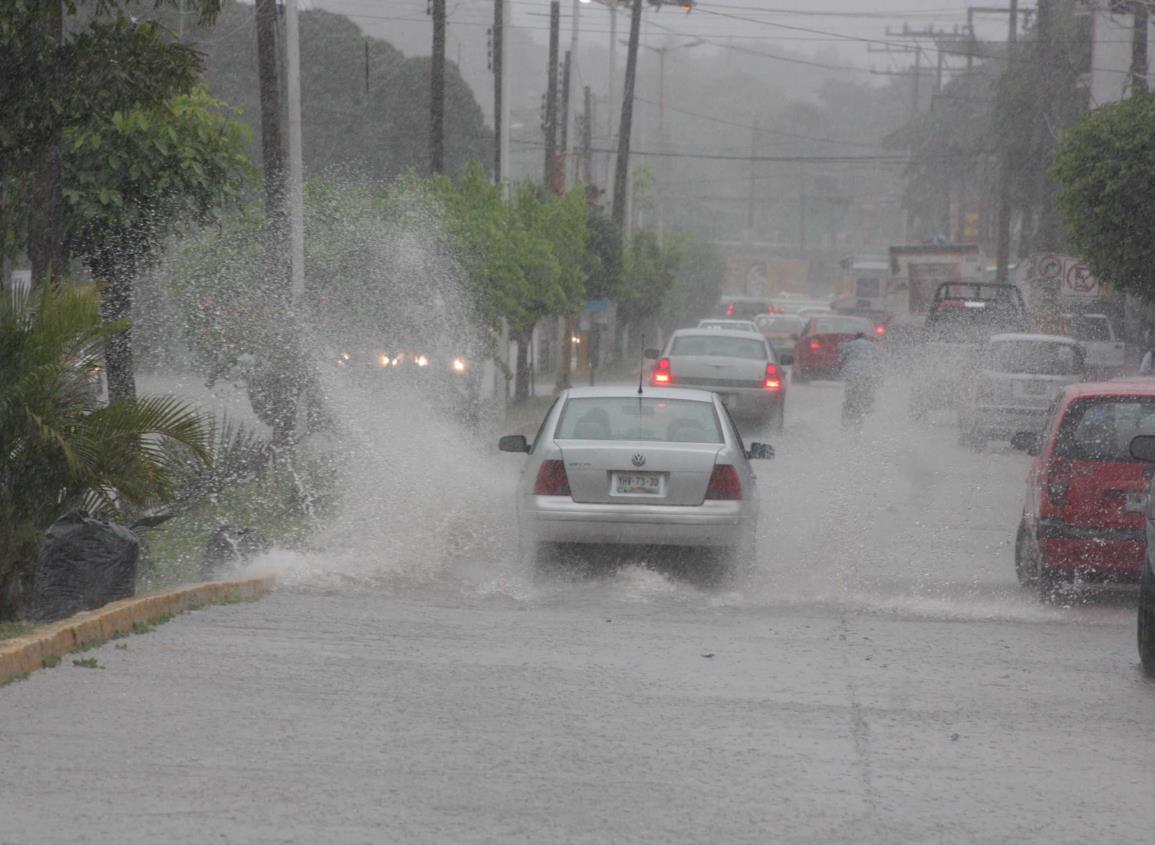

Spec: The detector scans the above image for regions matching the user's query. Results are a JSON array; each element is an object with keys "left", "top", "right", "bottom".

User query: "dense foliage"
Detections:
[
  {"left": 0, "top": 284, "right": 210, "bottom": 620},
  {"left": 1054, "top": 93, "right": 1155, "bottom": 299}
]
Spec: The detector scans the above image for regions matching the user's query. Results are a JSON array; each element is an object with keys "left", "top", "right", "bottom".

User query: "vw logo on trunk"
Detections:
[{"left": 632, "top": 453, "right": 646, "bottom": 467}]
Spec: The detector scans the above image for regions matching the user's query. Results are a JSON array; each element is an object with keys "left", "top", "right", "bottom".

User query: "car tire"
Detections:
[
  {"left": 1037, "top": 562, "right": 1064, "bottom": 604},
  {"left": 1014, "top": 520, "right": 1038, "bottom": 587},
  {"left": 1138, "top": 562, "right": 1155, "bottom": 677}
]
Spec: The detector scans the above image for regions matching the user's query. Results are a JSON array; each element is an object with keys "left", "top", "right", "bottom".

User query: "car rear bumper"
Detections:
[
  {"left": 1038, "top": 519, "right": 1145, "bottom": 574},
  {"left": 970, "top": 405, "right": 1049, "bottom": 436},
  {"left": 522, "top": 495, "right": 754, "bottom": 547}
]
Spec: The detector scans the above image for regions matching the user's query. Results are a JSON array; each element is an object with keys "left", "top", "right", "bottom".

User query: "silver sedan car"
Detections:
[{"left": 498, "top": 386, "right": 773, "bottom": 571}]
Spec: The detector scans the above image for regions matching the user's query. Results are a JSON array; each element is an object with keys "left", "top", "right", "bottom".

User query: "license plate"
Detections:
[
  {"left": 1127, "top": 492, "right": 1149, "bottom": 512},
  {"left": 612, "top": 472, "right": 664, "bottom": 496}
]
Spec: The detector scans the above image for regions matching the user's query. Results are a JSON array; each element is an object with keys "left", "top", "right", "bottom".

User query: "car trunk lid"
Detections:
[{"left": 557, "top": 442, "right": 724, "bottom": 505}]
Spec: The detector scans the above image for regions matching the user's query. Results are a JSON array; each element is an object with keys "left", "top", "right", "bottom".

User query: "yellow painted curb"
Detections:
[{"left": 0, "top": 574, "right": 276, "bottom": 686}]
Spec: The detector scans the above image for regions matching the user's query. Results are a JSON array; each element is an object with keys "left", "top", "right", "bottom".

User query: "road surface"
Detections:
[{"left": 2, "top": 377, "right": 1152, "bottom": 844}]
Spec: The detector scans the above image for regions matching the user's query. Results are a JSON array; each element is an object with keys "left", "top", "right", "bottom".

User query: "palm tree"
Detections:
[{"left": 0, "top": 283, "right": 210, "bottom": 620}]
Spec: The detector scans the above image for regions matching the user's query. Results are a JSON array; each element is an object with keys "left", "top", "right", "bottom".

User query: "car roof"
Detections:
[
  {"left": 562, "top": 385, "right": 718, "bottom": 403},
  {"left": 1061, "top": 379, "right": 1155, "bottom": 401},
  {"left": 988, "top": 333, "right": 1078, "bottom": 344},
  {"left": 670, "top": 328, "right": 768, "bottom": 340}
]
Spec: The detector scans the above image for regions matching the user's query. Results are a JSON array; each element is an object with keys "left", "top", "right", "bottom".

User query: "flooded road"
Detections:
[{"left": 2, "top": 379, "right": 1151, "bottom": 843}]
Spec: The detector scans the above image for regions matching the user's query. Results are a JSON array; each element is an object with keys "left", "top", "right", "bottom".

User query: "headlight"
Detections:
[
  {"left": 377, "top": 353, "right": 391, "bottom": 368},
  {"left": 337, "top": 352, "right": 351, "bottom": 367},
  {"left": 415, "top": 354, "right": 429, "bottom": 368},
  {"left": 452, "top": 357, "right": 467, "bottom": 373}
]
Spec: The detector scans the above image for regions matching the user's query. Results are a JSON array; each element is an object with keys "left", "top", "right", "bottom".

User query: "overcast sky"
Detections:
[{"left": 311, "top": 0, "right": 1012, "bottom": 69}]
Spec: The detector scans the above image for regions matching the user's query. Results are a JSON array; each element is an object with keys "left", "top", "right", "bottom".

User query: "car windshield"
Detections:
[
  {"left": 757, "top": 315, "right": 804, "bottom": 333},
  {"left": 814, "top": 317, "right": 871, "bottom": 334},
  {"left": 984, "top": 340, "right": 1081, "bottom": 375},
  {"left": 670, "top": 334, "right": 767, "bottom": 360},
  {"left": 1056, "top": 398, "right": 1155, "bottom": 462},
  {"left": 554, "top": 397, "right": 724, "bottom": 443},
  {"left": 1067, "top": 316, "right": 1112, "bottom": 341}
]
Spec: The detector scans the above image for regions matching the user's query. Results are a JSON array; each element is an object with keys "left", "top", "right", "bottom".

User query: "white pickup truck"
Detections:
[{"left": 1063, "top": 313, "right": 1125, "bottom": 376}]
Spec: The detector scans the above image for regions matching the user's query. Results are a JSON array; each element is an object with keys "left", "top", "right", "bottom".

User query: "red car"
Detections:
[
  {"left": 1014, "top": 381, "right": 1155, "bottom": 602},
  {"left": 791, "top": 315, "right": 880, "bottom": 382}
]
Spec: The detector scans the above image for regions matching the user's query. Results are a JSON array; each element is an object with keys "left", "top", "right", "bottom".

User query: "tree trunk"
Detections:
[
  {"left": 514, "top": 328, "right": 532, "bottom": 402},
  {"left": 94, "top": 252, "right": 137, "bottom": 403},
  {"left": 28, "top": 2, "right": 65, "bottom": 287}
]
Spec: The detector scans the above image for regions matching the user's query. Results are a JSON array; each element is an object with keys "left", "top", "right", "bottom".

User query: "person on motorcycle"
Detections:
[{"left": 840, "top": 332, "right": 882, "bottom": 429}]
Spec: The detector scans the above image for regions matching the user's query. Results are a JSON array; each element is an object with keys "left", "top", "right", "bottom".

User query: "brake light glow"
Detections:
[
  {"left": 651, "top": 357, "right": 672, "bottom": 386},
  {"left": 808, "top": 339, "right": 822, "bottom": 350},
  {"left": 764, "top": 362, "right": 782, "bottom": 390},
  {"left": 874, "top": 324, "right": 887, "bottom": 335},
  {"left": 705, "top": 464, "right": 742, "bottom": 500},
  {"left": 533, "top": 460, "right": 572, "bottom": 496},
  {"left": 725, "top": 303, "right": 734, "bottom": 316}
]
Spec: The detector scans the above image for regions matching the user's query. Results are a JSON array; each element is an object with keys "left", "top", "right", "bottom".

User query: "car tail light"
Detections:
[
  {"left": 808, "top": 339, "right": 822, "bottom": 350},
  {"left": 1045, "top": 461, "right": 1069, "bottom": 507},
  {"left": 725, "top": 303, "right": 734, "bottom": 316},
  {"left": 874, "top": 324, "right": 887, "bottom": 335},
  {"left": 705, "top": 464, "right": 742, "bottom": 500},
  {"left": 533, "top": 460, "right": 572, "bottom": 496},
  {"left": 764, "top": 362, "right": 782, "bottom": 390},
  {"left": 651, "top": 357, "right": 672, "bottom": 386}
]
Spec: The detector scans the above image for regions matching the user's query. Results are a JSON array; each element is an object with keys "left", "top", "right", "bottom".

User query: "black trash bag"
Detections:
[
  {"left": 200, "top": 526, "right": 269, "bottom": 581},
  {"left": 28, "top": 510, "right": 140, "bottom": 622}
]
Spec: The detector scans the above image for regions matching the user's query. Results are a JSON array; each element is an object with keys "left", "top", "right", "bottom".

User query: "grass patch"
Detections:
[
  {"left": 0, "top": 671, "right": 30, "bottom": 688},
  {"left": 42, "top": 655, "right": 60, "bottom": 668},
  {"left": 141, "top": 461, "right": 335, "bottom": 592},
  {"left": 72, "top": 657, "right": 102, "bottom": 669},
  {"left": 0, "top": 621, "right": 35, "bottom": 642}
]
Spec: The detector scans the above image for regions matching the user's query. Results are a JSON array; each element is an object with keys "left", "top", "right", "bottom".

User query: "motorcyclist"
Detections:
[{"left": 840, "top": 332, "right": 882, "bottom": 429}]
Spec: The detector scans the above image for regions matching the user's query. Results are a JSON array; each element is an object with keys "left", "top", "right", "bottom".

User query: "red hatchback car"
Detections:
[
  {"left": 792, "top": 315, "right": 879, "bottom": 382},
  {"left": 1014, "top": 381, "right": 1155, "bottom": 602}
]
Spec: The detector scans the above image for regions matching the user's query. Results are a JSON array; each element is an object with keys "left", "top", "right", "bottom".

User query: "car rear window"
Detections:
[
  {"left": 670, "top": 335, "right": 767, "bottom": 360},
  {"left": 1067, "top": 316, "right": 1112, "bottom": 342},
  {"left": 554, "top": 397, "right": 724, "bottom": 443},
  {"left": 814, "top": 317, "right": 871, "bottom": 334},
  {"left": 720, "top": 300, "right": 772, "bottom": 318},
  {"left": 1055, "top": 398, "right": 1155, "bottom": 462},
  {"left": 984, "top": 340, "right": 1082, "bottom": 375},
  {"left": 757, "top": 315, "right": 804, "bottom": 333},
  {"left": 699, "top": 320, "right": 758, "bottom": 333}
]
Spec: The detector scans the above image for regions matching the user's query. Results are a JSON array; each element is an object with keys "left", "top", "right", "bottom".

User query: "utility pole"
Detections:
[
  {"left": 1033, "top": 0, "right": 1061, "bottom": 255},
  {"left": 612, "top": 0, "right": 643, "bottom": 231},
  {"left": 745, "top": 121, "right": 757, "bottom": 241},
  {"left": 568, "top": 0, "right": 582, "bottom": 185},
  {"left": 995, "top": 0, "right": 1018, "bottom": 283},
  {"left": 544, "top": 1, "right": 560, "bottom": 188},
  {"left": 1132, "top": 0, "right": 1149, "bottom": 95},
  {"left": 492, "top": 0, "right": 503, "bottom": 182},
  {"left": 911, "top": 48, "right": 922, "bottom": 118},
  {"left": 255, "top": 0, "right": 284, "bottom": 251},
  {"left": 430, "top": 0, "right": 446, "bottom": 175},
  {"left": 582, "top": 85, "right": 593, "bottom": 185},
  {"left": 285, "top": 0, "right": 305, "bottom": 302},
  {"left": 560, "top": 50, "right": 572, "bottom": 189}
]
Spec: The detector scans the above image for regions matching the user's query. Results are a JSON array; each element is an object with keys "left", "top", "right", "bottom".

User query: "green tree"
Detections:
[
  {"left": 657, "top": 237, "right": 726, "bottom": 332},
  {"left": 61, "top": 89, "right": 254, "bottom": 402},
  {"left": 0, "top": 284, "right": 210, "bottom": 620},
  {"left": 1053, "top": 92, "right": 1155, "bottom": 300},
  {"left": 0, "top": 1, "right": 223, "bottom": 284},
  {"left": 616, "top": 230, "right": 681, "bottom": 355}
]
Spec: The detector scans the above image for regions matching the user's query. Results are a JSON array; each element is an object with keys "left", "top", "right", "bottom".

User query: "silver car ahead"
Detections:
[
  {"left": 498, "top": 386, "right": 773, "bottom": 569},
  {"left": 957, "top": 333, "right": 1086, "bottom": 448},
  {"left": 651, "top": 328, "right": 785, "bottom": 430}
]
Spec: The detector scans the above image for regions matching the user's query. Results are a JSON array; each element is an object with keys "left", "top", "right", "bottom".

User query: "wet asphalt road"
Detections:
[{"left": 2, "top": 378, "right": 1153, "bottom": 844}]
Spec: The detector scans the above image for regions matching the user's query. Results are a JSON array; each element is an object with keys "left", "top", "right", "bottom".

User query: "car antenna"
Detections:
[{"left": 637, "top": 334, "right": 645, "bottom": 395}]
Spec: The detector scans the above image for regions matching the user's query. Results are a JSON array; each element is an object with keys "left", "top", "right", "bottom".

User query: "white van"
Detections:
[{"left": 1063, "top": 313, "right": 1125, "bottom": 375}]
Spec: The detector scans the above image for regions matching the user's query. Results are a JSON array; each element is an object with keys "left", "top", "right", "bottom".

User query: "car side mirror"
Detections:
[
  {"left": 747, "top": 442, "right": 775, "bottom": 460},
  {"left": 1010, "top": 432, "right": 1040, "bottom": 456},
  {"left": 1131, "top": 435, "right": 1155, "bottom": 463},
  {"left": 498, "top": 434, "right": 530, "bottom": 453},
  {"left": 779, "top": 352, "right": 794, "bottom": 366},
  {"left": 643, "top": 348, "right": 661, "bottom": 360}
]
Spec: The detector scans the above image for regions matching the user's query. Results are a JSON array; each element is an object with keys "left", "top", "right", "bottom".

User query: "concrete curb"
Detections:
[{"left": 0, "top": 574, "right": 276, "bottom": 686}]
